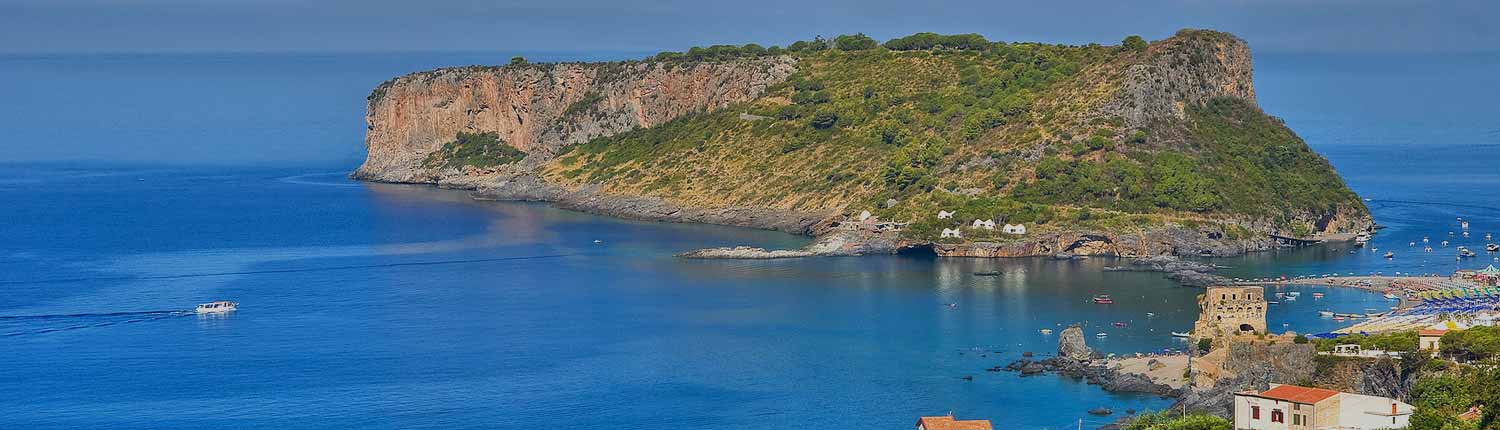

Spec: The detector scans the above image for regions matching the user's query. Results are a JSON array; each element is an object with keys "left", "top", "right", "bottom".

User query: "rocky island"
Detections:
[{"left": 352, "top": 30, "right": 1371, "bottom": 258}]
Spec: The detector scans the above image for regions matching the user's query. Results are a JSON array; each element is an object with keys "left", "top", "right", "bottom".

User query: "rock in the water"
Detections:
[
  {"left": 1059, "top": 325, "right": 1093, "bottom": 361},
  {"left": 1089, "top": 407, "right": 1113, "bottom": 416}
]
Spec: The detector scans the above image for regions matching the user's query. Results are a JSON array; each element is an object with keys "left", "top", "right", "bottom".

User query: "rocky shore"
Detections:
[
  {"left": 1000, "top": 326, "right": 1184, "bottom": 398},
  {"left": 1104, "top": 255, "right": 1232, "bottom": 287}
]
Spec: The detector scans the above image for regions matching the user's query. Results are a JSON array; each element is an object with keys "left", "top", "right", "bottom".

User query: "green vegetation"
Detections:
[
  {"left": 1125, "top": 411, "right": 1231, "bottom": 430},
  {"left": 1441, "top": 326, "right": 1500, "bottom": 361},
  {"left": 509, "top": 56, "right": 527, "bottom": 66},
  {"left": 1407, "top": 363, "right": 1500, "bottom": 430},
  {"left": 563, "top": 91, "right": 607, "bottom": 118},
  {"left": 1313, "top": 330, "right": 1419, "bottom": 352},
  {"left": 423, "top": 132, "right": 526, "bottom": 169},
  {"left": 1197, "top": 338, "right": 1213, "bottom": 353},
  {"left": 540, "top": 30, "right": 1366, "bottom": 242}
]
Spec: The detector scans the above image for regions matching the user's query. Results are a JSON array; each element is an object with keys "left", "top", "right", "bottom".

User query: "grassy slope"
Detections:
[{"left": 539, "top": 32, "right": 1365, "bottom": 241}]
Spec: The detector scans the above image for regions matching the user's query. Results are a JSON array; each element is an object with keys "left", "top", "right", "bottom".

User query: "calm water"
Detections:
[{"left": 0, "top": 51, "right": 1495, "bottom": 429}]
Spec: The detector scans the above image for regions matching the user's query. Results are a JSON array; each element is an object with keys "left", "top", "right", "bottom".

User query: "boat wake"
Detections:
[
  {"left": 276, "top": 172, "right": 363, "bottom": 188},
  {"left": 0, "top": 310, "right": 194, "bottom": 337}
]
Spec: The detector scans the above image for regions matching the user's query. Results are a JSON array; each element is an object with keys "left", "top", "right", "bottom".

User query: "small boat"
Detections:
[
  {"left": 593, "top": 239, "right": 603, "bottom": 243},
  {"left": 1095, "top": 332, "right": 1108, "bottom": 338},
  {"left": 1112, "top": 322, "right": 1128, "bottom": 328},
  {"left": 1266, "top": 300, "right": 1280, "bottom": 305},
  {"left": 1423, "top": 236, "right": 1430, "bottom": 243},
  {"left": 1093, "top": 295, "right": 1114, "bottom": 304},
  {"left": 1318, "top": 310, "right": 1335, "bottom": 317},
  {"left": 1146, "top": 312, "right": 1156, "bottom": 318},
  {"left": 1409, "top": 241, "right": 1416, "bottom": 247},
  {"left": 1487, "top": 233, "right": 1493, "bottom": 241},
  {"left": 1171, "top": 332, "right": 1191, "bottom": 338},
  {"left": 196, "top": 301, "right": 237, "bottom": 314},
  {"left": 1332, "top": 316, "right": 1346, "bottom": 322},
  {"left": 1312, "top": 292, "right": 1325, "bottom": 299},
  {"left": 973, "top": 271, "right": 1003, "bottom": 276},
  {"left": 1487, "top": 243, "right": 1499, "bottom": 252},
  {"left": 1384, "top": 293, "right": 1400, "bottom": 300},
  {"left": 1460, "top": 248, "right": 1477, "bottom": 258},
  {"left": 1286, "top": 292, "right": 1301, "bottom": 297},
  {"left": 1442, "top": 240, "right": 1450, "bottom": 247},
  {"left": 1354, "top": 234, "right": 1370, "bottom": 246},
  {"left": 1040, "top": 329, "right": 1053, "bottom": 335},
  {"left": 1462, "top": 220, "right": 1470, "bottom": 230},
  {"left": 1385, "top": 251, "right": 1395, "bottom": 259},
  {"left": 1284, "top": 295, "right": 1298, "bottom": 301}
]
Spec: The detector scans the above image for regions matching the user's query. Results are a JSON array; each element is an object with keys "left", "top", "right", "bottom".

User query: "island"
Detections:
[{"left": 352, "top": 29, "right": 1371, "bottom": 258}]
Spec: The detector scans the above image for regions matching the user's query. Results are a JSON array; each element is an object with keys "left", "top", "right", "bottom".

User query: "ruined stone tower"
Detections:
[{"left": 1192, "top": 286, "right": 1267, "bottom": 337}]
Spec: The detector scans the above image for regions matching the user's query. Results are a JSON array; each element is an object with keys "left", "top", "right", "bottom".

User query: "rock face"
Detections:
[
  {"left": 1059, "top": 326, "right": 1093, "bottom": 361},
  {"left": 354, "top": 57, "right": 796, "bottom": 183},
  {"left": 1101, "top": 30, "right": 1255, "bottom": 128},
  {"left": 1178, "top": 339, "right": 1316, "bottom": 416},
  {"left": 932, "top": 225, "right": 1276, "bottom": 259}
]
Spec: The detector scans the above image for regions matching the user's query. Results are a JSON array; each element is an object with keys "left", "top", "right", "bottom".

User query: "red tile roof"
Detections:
[
  {"left": 1419, "top": 329, "right": 1449, "bottom": 337},
  {"left": 1256, "top": 385, "right": 1340, "bottom": 404},
  {"left": 917, "top": 416, "right": 994, "bottom": 430}
]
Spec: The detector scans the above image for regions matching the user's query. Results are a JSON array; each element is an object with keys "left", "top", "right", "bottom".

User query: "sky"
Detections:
[{"left": 2, "top": 0, "right": 1498, "bottom": 55}]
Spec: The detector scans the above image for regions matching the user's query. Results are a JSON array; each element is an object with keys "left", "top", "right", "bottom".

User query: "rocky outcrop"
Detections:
[
  {"left": 354, "top": 57, "right": 795, "bottom": 183},
  {"left": 1059, "top": 325, "right": 1094, "bottom": 361},
  {"left": 1101, "top": 29, "right": 1255, "bottom": 128},
  {"left": 1104, "top": 255, "right": 1231, "bottom": 287},
  {"left": 1178, "top": 338, "right": 1317, "bottom": 416},
  {"left": 933, "top": 225, "right": 1275, "bottom": 259}
]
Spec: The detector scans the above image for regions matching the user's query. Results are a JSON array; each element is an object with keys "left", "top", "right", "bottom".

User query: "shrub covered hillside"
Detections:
[{"left": 541, "top": 30, "right": 1367, "bottom": 242}]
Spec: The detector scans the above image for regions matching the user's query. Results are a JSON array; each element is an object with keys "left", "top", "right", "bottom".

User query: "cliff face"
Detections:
[{"left": 353, "top": 57, "right": 795, "bottom": 183}]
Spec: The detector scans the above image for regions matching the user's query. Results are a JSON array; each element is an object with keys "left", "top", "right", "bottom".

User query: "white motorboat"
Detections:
[
  {"left": 1171, "top": 332, "right": 1191, "bottom": 338},
  {"left": 196, "top": 301, "right": 237, "bottom": 314}
]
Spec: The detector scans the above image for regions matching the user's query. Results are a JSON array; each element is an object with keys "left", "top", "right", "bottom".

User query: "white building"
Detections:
[
  {"left": 1233, "top": 384, "right": 1413, "bottom": 430},
  {"left": 941, "top": 228, "right": 962, "bottom": 238},
  {"left": 971, "top": 219, "right": 995, "bottom": 230},
  {"left": 1002, "top": 224, "right": 1026, "bottom": 235},
  {"left": 858, "top": 210, "right": 872, "bottom": 221},
  {"left": 938, "top": 210, "right": 955, "bottom": 219}
]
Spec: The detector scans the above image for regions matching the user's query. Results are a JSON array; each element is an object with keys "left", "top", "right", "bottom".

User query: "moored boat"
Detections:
[
  {"left": 195, "top": 301, "right": 237, "bottom": 314},
  {"left": 1095, "top": 332, "right": 1108, "bottom": 338},
  {"left": 1385, "top": 251, "right": 1395, "bottom": 259},
  {"left": 1171, "top": 332, "right": 1191, "bottom": 338},
  {"left": 1093, "top": 295, "right": 1114, "bottom": 304},
  {"left": 1312, "top": 292, "right": 1325, "bottom": 299},
  {"left": 1318, "top": 310, "right": 1334, "bottom": 317},
  {"left": 1040, "top": 329, "right": 1053, "bottom": 335},
  {"left": 973, "top": 271, "right": 1003, "bottom": 276}
]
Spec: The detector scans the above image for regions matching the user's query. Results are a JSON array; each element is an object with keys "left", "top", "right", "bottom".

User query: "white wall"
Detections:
[
  {"left": 1334, "top": 393, "right": 1412, "bottom": 430},
  {"left": 1234, "top": 394, "right": 1292, "bottom": 430}
]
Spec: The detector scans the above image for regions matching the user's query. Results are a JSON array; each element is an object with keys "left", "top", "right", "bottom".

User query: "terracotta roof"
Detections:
[
  {"left": 1459, "top": 406, "right": 1483, "bottom": 421},
  {"left": 1256, "top": 385, "right": 1340, "bottom": 404},
  {"left": 917, "top": 416, "right": 994, "bottom": 430},
  {"left": 1420, "top": 329, "right": 1449, "bottom": 337}
]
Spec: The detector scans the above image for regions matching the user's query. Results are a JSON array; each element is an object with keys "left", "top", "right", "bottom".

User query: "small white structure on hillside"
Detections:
[
  {"left": 941, "top": 228, "right": 963, "bottom": 238},
  {"left": 858, "top": 210, "right": 872, "bottom": 221},
  {"left": 1002, "top": 224, "right": 1026, "bottom": 235},
  {"left": 972, "top": 219, "right": 996, "bottom": 230},
  {"left": 937, "top": 210, "right": 955, "bottom": 219}
]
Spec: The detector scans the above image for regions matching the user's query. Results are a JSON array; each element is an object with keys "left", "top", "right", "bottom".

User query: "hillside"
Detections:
[{"left": 354, "top": 30, "right": 1371, "bottom": 257}]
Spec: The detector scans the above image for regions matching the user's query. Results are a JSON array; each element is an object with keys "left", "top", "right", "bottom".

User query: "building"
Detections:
[
  {"left": 1419, "top": 328, "right": 1447, "bottom": 352},
  {"left": 941, "top": 228, "right": 962, "bottom": 238},
  {"left": 1233, "top": 384, "right": 1413, "bottom": 430},
  {"left": 971, "top": 219, "right": 995, "bottom": 230},
  {"left": 1193, "top": 286, "right": 1267, "bottom": 337},
  {"left": 858, "top": 210, "right": 872, "bottom": 221},
  {"left": 915, "top": 415, "right": 993, "bottom": 430},
  {"left": 1002, "top": 223, "right": 1026, "bottom": 235}
]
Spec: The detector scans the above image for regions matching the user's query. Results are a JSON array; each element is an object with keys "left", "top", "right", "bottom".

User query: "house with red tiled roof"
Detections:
[
  {"left": 1233, "top": 384, "right": 1413, "bottom": 430},
  {"left": 915, "top": 414, "right": 993, "bottom": 430}
]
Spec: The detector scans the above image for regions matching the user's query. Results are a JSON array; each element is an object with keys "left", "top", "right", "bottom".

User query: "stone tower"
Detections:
[{"left": 1192, "top": 286, "right": 1267, "bottom": 337}]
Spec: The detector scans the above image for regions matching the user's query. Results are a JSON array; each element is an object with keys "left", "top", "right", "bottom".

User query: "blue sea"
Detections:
[{"left": 0, "top": 51, "right": 1496, "bottom": 429}]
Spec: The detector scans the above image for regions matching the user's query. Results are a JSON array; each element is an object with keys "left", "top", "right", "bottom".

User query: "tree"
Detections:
[
  {"left": 509, "top": 56, "right": 528, "bottom": 65},
  {"left": 1122, "top": 35, "right": 1148, "bottom": 52},
  {"left": 834, "top": 33, "right": 878, "bottom": 51},
  {"left": 809, "top": 111, "right": 839, "bottom": 129},
  {"left": 1197, "top": 338, "right": 1212, "bottom": 354}
]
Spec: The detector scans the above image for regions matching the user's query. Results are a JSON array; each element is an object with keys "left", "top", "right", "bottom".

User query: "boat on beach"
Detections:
[{"left": 196, "top": 301, "right": 237, "bottom": 314}]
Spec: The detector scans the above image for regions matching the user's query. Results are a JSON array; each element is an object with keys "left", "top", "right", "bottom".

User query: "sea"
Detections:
[{"left": 0, "top": 51, "right": 1496, "bottom": 429}]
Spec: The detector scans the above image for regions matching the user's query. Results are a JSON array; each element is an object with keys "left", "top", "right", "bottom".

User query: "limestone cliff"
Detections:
[{"left": 353, "top": 57, "right": 795, "bottom": 183}]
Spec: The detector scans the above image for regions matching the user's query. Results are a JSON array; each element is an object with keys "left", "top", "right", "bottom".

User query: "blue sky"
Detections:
[{"left": 2, "top": 0, "right": 1497, "bottom": 54}]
